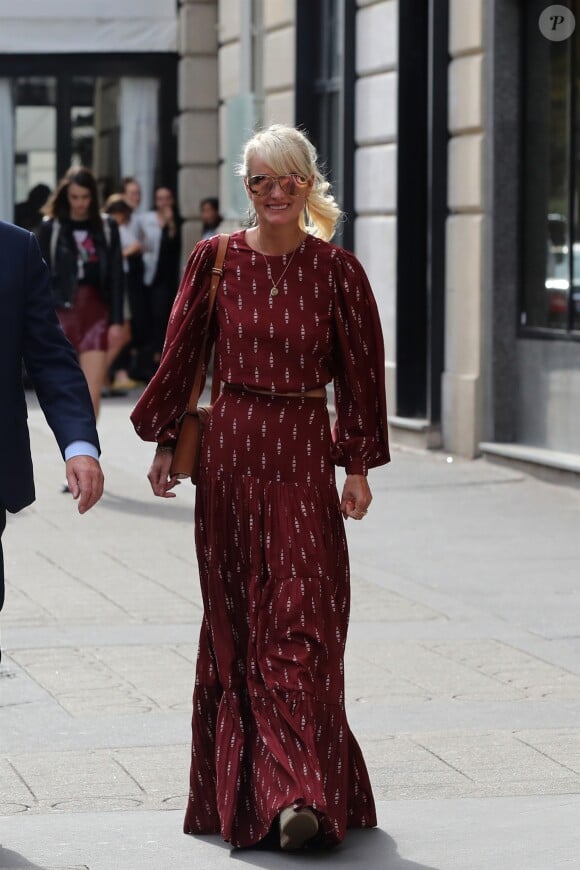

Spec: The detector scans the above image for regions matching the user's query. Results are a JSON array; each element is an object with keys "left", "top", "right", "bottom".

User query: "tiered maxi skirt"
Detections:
[{"left": 183, "top": 384, "right": 377, "bottom": 848}]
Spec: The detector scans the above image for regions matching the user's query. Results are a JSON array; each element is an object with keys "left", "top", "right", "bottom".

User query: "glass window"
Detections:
[
  {"left": 296, "top": 0, "right": 353, "bottom": 248},
  {"left": 11, "top": 72, "right": 161, "bottom": 223},
  {"left": 314, "top": 0, "right": 345, "bottom": 228},
  {"left": 13, "top": 77, "right": 57, "bottom": 229},
  {"left": 522, "top": 0, "right": 580, "bottom": 333}
]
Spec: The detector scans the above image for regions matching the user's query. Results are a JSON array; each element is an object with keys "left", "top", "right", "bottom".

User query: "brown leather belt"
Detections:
[{"left": 226, "top": 383, "right": 327, "bottom": 399}]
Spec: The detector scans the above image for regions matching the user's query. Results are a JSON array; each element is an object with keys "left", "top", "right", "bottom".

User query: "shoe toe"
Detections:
[{"left": 279, "top": 807, "right": 319, "bottom": 851}]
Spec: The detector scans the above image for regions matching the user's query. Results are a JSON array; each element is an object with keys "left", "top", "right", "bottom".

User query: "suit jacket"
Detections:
[{"left": 0, "top": 221, "right": 100, "bottom": 513}]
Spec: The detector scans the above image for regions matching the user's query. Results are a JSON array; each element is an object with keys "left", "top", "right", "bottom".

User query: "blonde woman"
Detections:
[{"left": 131, "top": 125, "right": 389, "bottom": 851}]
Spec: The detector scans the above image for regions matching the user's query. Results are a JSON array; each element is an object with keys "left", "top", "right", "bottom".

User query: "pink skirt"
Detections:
[
  {"left": 183, "top": 385, "right": 377, "bottom": 849},
  {"left": 57, "top": 284, "right": 108, "bottom": 353}
]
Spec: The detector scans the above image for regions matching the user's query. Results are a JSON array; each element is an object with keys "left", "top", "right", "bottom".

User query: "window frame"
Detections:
[{"left": 519, "top": 1, "right": 580, "bottom": 341}]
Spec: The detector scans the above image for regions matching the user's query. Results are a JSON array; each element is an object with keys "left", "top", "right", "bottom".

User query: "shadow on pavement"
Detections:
[
  {"left": 0, "top": 846, "right": 48, "bottom": 870},
  {"left": 191, "top": 828, "right": 441, "bottom": 870},
  {"left": 99, "top": 490, "right": 194, "bottom": 523}
]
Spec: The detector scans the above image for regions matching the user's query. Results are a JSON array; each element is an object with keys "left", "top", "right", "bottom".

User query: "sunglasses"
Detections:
[{"left": 246, "top": 173, "right": 309, "bottom": 197}]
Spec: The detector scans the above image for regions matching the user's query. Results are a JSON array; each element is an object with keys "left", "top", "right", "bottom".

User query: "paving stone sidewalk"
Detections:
[{"left": 1, "top": 393, "right": 579, "bottom": 869}]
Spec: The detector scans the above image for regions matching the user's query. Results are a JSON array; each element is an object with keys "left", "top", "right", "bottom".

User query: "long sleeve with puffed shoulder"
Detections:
[
  {"left": 130, "top": 236, "right": 218, "bottom": 444},
  {"left": 329, "top": 248, "right": 390, "bottom": 475}
]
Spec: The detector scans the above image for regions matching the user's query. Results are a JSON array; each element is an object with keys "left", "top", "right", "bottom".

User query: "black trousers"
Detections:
[
  {"left": 130, "top": 280, "right": 176, "bottom": 379},
  {"left": 0, "top": 506, "right": 5, "bottom": 662},
  {"left": 0, "top": 506, "right": 5, "bottom": 612}
]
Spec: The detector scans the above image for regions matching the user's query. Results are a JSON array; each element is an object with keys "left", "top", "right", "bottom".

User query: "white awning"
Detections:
[{"left": 0, "top": 1, "right": 178, "bottom": 53}]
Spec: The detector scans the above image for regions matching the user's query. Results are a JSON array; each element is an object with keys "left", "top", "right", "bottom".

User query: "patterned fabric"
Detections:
[
  {"left": 131, "top": 230, "right": 389, "bottom": 475},
  {"left": 184, "top": 386, "right": 376, "bottom": 847},
  {"left": 130, "top": 230, "right": 389, "bottom": 849}
]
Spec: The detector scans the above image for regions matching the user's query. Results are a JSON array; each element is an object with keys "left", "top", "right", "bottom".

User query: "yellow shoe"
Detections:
[
  {"left": 279, "top": 806, "right": 318, "bottom": 851},
  {"left": 111, "top": 378, "right": 138, "bottom": 392}
]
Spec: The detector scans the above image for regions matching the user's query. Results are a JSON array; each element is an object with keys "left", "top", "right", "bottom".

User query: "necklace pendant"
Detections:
[{"left": 270, "top": 287, "right": 279, "bottom": 297}]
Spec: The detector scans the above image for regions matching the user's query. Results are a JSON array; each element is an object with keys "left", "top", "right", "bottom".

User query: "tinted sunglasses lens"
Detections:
[
  {"left": 279, "top": 175, "right": 308, "bottom": 194},
  {"left": 278, "top": 175, "right": 296, "bottom": 194},
  {"left": 248, "top": 176, "right": 272, "bottom": 195}
]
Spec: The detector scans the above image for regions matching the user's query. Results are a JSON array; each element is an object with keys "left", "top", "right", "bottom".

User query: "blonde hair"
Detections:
[{"left": 239, "top": 124, "right": 343, "bottom": 242}]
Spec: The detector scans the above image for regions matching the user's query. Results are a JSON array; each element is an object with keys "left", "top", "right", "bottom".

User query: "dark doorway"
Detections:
[{"left": 396, "top": 0, "right": 448, "bottom": 421}]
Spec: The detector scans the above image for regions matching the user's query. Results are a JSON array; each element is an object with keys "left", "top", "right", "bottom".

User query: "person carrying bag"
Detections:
[{"left": 169, "top": 233, "right": 229, "bottom": 483}]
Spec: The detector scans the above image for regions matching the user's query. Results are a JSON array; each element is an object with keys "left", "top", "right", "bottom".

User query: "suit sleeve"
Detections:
[{"left": 22, "top": 232, "right": 100, "bottom": 457}]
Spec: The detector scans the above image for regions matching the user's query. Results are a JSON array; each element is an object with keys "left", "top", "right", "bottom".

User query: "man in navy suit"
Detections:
[{"left": 0, "top": 220, "right": 104, "bottom": 658}]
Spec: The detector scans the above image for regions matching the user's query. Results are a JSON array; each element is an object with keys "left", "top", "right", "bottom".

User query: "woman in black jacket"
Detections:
[{"left": 38, "top": 167, "right": 124, "bottom": 417}]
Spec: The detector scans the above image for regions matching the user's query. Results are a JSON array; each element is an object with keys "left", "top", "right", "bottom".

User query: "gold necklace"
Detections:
[{"left": 257, "top": 233, "right": 303, "bottom": 298}]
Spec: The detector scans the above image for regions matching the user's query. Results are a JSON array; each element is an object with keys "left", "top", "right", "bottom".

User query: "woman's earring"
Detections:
[{"left": 303, "top": 200, "right": 311, "bottom": 228}]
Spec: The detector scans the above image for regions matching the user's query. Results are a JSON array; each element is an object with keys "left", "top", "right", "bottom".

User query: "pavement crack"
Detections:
[
  {"left": 410, "top": 741, "right": 476, "bottom": 782},
  {"left": 513, "top": 736, "right": 580, "bottom": 775},
  {"left": 111, "top": 756, "right": 147, "bottom": 794},
  {"left": 88, "top": 648, "right": 162, "bottom": 711},
  {"left": 4, "top": 582, "right": 56, "bottom": 622},
  {"left": 102, "top": 551, "right": 199, "bottom": 608},
  {"left": 7, "top": 759, "right": 38, "bottom": 801},
  {"left": 493, "top": 638, "right": 580, "bottom": 682},
  {"left": 35, "top": 551, "right": 134, "bottom": 618},
  {"left": 0, "top": 699, "right": 40, "bottom": 709}
]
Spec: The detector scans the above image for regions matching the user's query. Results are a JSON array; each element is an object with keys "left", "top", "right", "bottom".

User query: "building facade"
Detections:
[
  {"left": 199, "top": 0, "right": 580, "bottom": 477},
  {"left": 0, "top": 2, "right": 179, "bottom": 221},
  {"left": 1, "top": 0, "right": 579, "bottom": 476}
]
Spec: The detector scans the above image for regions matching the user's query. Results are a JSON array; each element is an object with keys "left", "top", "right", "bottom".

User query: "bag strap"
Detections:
[
  {"left": 185, "top": 233, "right": 230, "bottom": 415},
  {"left": 102, "top": 215, "right": 112, "bottom": 247},
  {"left": 50, "top": 218, "right": 60, "bottom": 268}
]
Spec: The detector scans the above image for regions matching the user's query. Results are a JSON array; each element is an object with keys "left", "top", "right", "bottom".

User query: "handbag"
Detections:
[{"left": 170, "top": 233, "right": 229, "bottom": 484}]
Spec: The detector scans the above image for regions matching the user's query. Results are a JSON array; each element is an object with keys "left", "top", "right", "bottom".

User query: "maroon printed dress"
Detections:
[{"left": 131, "top": 230, "right": 389, "bottom": 848}]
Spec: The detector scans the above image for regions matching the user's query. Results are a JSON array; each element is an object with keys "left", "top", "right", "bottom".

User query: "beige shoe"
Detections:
[{"left": 279, "top": 806, "right": 319, "bottom": 851}]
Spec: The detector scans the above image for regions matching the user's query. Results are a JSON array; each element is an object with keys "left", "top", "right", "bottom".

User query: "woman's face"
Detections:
[
  {"left": 155, "top": 187, "right": 174, "bottom": 212},
  {"left": 109, "top": 210, "right": 127, "bottom": 227},
  {"left": 200, "top": 201, "right": 219, "bottom": 227},
  {"left": 67, "top": 183, "right": 92, "bottom": 220},
  {"left": 124, "top": 181, "right": 141, "bottom": 210},
  {"left": 245, "top": 157, "right": 312, "bottom": 232}
]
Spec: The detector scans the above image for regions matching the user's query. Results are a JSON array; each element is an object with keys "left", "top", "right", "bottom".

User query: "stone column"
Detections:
[
  {"left": 442, "top": 0, "right": 486, "bottom": 456},
  {"left": 261, "top": 0, "right": 295, "bottom": 125},
  {"left": 178, "top": 0, "right": 219, "bottom": 253},
  {"left": 353, "top": 0, "right": 398, "bottom": 410}
]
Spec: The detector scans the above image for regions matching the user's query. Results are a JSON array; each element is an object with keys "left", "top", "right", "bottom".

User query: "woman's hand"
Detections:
[
  {"left": 340, "top": 474, "right": 372, "bottom": 520},
  {"left": 147, "top": 449, "right": 181, "bottom": 498},
  {"left": 122, "top": 241, "right": 142, "bottom": 257}
]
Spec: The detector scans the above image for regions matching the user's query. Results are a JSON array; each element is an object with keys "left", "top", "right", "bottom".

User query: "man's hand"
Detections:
[
  {"left": 340, "top": 473, "right": 372, "bottom": 521},
  {"left": 65, "top": 456, "right": 104, "bottom": 514}
]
